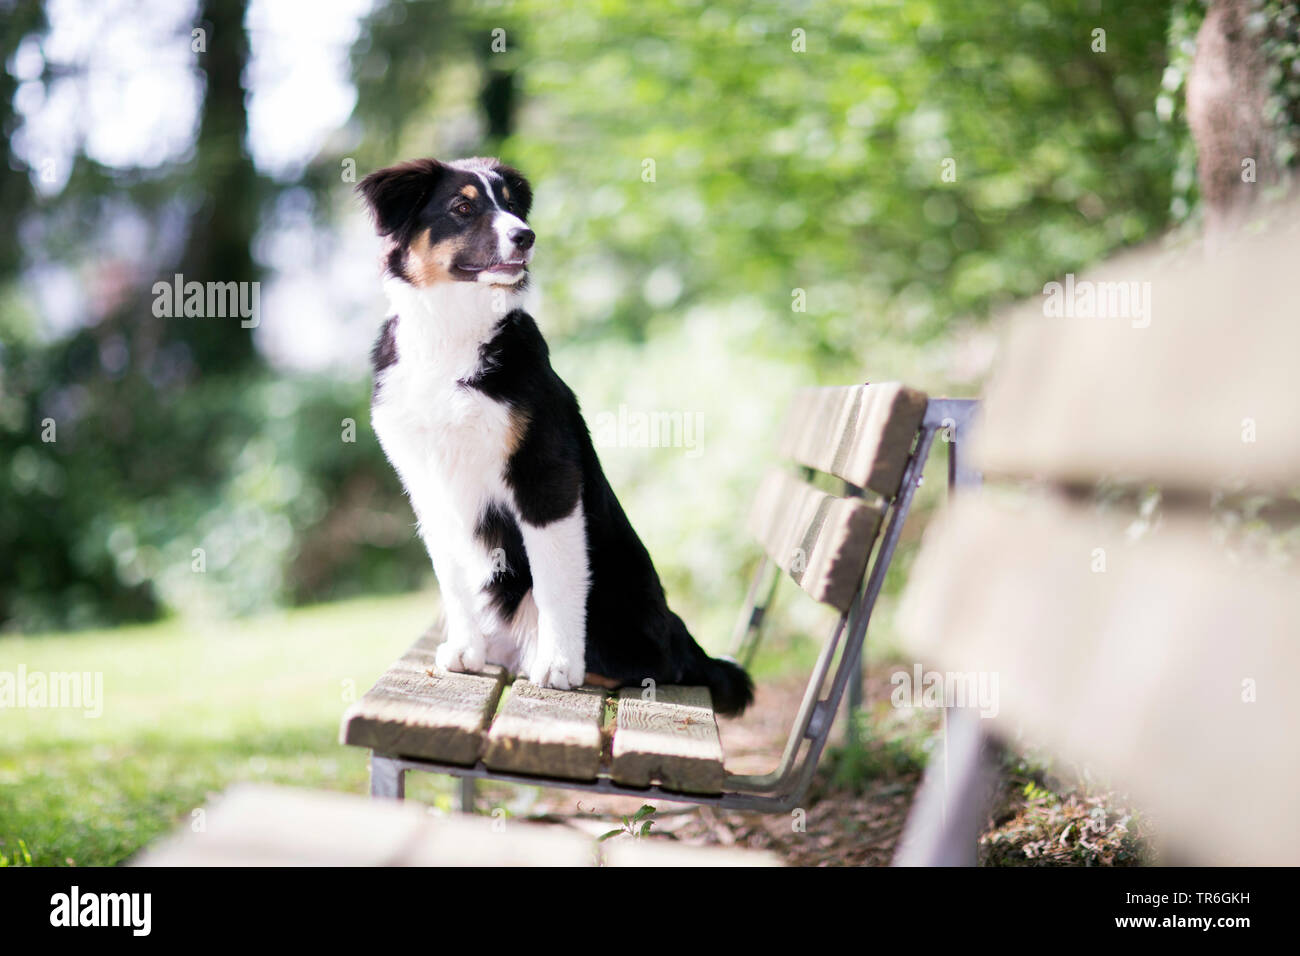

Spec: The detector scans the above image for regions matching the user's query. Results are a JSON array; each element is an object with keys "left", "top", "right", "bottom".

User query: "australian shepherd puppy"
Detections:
[{"left": 358, "top": 157, "right": 753, "bottom": 715}]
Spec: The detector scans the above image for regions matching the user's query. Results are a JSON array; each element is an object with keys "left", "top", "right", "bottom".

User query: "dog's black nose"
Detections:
[{"left": 509, "top": 227, "right": 535, "bottom": 251}]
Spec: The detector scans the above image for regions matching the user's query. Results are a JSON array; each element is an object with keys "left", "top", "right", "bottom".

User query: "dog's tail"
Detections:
[
  {"left": 672, "top": 614, "right": 755, "bottom": 716},
  {"left": 690, "top": 652, "right": 755, "bottom": 716}
]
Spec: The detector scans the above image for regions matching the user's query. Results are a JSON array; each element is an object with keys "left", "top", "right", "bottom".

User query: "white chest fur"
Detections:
[
  {"left": 371, "top": 281, "right": 522, "bottom": 546},
  {"left": 370, "top": 280, "right": 592, "bottom": 686}
]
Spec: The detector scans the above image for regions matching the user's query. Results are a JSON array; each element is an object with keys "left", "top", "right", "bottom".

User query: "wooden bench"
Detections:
[
  {"left": 892, "top": 208, "right": 1300, "bottom": 865},
  {"left": 133, "top": 784, "right": 781, "bottom": 866},
  {"left": 341, "top": 382, "right": 979, "bottom": 812}
]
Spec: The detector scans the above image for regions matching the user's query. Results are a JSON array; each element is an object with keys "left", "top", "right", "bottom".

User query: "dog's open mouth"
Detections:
[{"left": 457, "top": 260, "right": 528, "bottom": 275}]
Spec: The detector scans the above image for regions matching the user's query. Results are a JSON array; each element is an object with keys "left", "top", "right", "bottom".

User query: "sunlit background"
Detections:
[
  {"left": 1, "top": 0, "right": 1239, "bottom": 865},
  {"left": 1, "top": 0, "right": 1193, "bottom": 637}
]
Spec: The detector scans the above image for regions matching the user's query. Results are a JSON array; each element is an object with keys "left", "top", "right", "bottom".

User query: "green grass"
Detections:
[
  {"left": 0, "top": 584, "right": 903, "bottom": 867},
  {"left": 0, "top": 592, "right": 443, "bottom": 866}
]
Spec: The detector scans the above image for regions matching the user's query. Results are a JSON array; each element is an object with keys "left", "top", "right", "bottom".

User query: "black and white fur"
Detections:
[{"left": 359, "top": 157, "right": 753, "bottom": 715}]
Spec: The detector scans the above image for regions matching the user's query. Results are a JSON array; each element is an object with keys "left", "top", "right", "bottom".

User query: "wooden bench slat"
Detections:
[
  {"left": 482, "top": 680, "right": 606, "bottom": 780},
  {"left": 748, "top": 467, "right": 883, "bottom": 612},
  {"left": 777, "top": 382, "right": 927, "bottom": 497},
  {"left": 970, "top": 214, "right": 1300, "bottom": 491},
  {"left": 340, "top": 640, "right": 506, "bottom": 765},
  {"left": 134, "top": 784, "right": 433, "bottom": 867},
  {"left": 136, "top": 784, "right": 784, "bottom": 866},
  {"left": 609, "top": 686, "right": 725, "bottom": 794},
  {"left": 897, "top": 493, "right": 1300, "bottom": 865},
  {"left": 401, "top": 808, "right": 600, "bottom": 866}
]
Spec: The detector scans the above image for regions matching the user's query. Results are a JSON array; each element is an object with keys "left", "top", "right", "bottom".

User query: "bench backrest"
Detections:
[
  {"left": 897, "top": 210, "right": 1300, "bottom": 865},
  {"left": 747, "top": 382, "right": 927, "bottom": 613}
]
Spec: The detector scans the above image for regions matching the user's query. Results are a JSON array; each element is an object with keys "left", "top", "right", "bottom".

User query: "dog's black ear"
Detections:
[
  {"left": 493, "top": 162, "right": 532, "bottom": 219},
  {"left": 357, "top": 159, "right": 444, "bottom": 237}
]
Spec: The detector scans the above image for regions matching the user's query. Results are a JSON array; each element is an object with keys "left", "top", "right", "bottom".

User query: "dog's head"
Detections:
[{"left": 358, "top": 157, "right": 534, "bottom": 288}]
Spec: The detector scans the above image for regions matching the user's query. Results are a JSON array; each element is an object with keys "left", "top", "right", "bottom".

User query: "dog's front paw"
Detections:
[
  {"left": 527, "top": 643, "right": 587, "bottom": 691},
  {"left": 436, "top": 637, "right": 486, "bottom": 674}
]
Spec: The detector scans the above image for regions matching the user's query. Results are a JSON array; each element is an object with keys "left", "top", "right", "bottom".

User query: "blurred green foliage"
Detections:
[
  {"left": 477, "top": 0, "right": 1176, "bottom": 353},
  {"left": 1162, "top": 0, "right": 1207, "bottom": 224},
  {"left": 2, "top": 0, "right": 1196, "bottom": 632},
  {"left": 0, "top": 349, "right": 427, "bottom": 630}
]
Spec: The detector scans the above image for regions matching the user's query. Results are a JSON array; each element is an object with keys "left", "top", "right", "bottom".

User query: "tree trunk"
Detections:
[
  {"left": 173, "top": 0, "right": 263, "bottom": 373},
  {"left": 1185, "top": 0, "right": 1290, "bottom": 238}
]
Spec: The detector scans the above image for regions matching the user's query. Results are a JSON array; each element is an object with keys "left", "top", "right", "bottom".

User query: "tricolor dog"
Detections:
[{"left": 358, "top": 157, "right": 753, "bottom": 714}]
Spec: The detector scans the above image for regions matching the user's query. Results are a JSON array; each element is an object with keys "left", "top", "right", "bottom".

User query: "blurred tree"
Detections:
[
  {"left": 1, "top": 0, "right": 269, "bottom": 628},
  {"left": 0, "top": 0, "right": 427, "bottom": 630},
  {"left": 8, "top": 0, "right": 1296, "bottom": 632},
  {"left": 169, "top": 0, "right": 265, "bottom": 373},
  {"left": 465, "top": 0, "right": 1179, "bottom": 356},
  {"left": 1187, "top": 0, "right": 1299, "bottom": 237},
  {"left": 0, "top": 2, "right": 46, "bottom": 284}
]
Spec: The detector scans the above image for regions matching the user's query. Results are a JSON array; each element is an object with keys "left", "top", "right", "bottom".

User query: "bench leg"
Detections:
[
  {"left": 845, "top": 656, "right": 864, "bottom": 746},
  {"left": 891, "top": 706, "right": 997, "bottom": 866},
  {"left": 458, "top": 776, "right": 476, "bottom": 814},
  {"left": 370, "top": 754, "right": 406, "bottom": 800}
]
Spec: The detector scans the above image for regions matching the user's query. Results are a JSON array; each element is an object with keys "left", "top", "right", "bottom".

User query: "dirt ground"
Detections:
[{"left": 470, "top": 665, "right": 1154, "bottom": 867}]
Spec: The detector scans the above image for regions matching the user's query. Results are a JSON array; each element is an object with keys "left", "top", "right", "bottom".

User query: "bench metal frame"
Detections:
[{"left": 369, "top": 398, "right": 980, "bottom": 815}]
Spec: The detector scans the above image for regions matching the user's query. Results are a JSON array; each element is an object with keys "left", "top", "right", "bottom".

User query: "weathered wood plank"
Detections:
[
  {"left": 132, "top": 783, "right": 597, "bottom": 866},
  {"left": 402, "top": 807, "right": 597, "bottom": 866},
  {"left": 897, "top": 493, "right": 1300, "bottom": 865},
  {"left": 609, "top": 686, "right": 725, "bottom": 794},
  {"left": 970, "top": 208, "right": 1300, "bottom": 491},
  {"left": 747, "top": 467, "right": 883, "bottom": 611},
  {"left": 340, "top": 639, "right": 506, "bottom": 765},
  {"left": 777, "top": 382, "right": 927, "bottom": 498},
  {"left": 481, "top": 680, "right": 606, "bottom": 780},
  {"left": 136, "top": 783, "right": 781, "bottom": 866},
  {"left": 133, "top": 784, "right": 431, "bottom": 867}
]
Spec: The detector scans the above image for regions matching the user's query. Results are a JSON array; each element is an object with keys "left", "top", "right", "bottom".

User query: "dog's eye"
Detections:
[{"left": 453, "top": 201, "right": 473, "bottom": 216}]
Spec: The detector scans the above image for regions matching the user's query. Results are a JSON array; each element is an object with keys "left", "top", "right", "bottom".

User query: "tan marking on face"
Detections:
[
  {"left": 404, "top": 231, "right": 465, "bottom": 286},
  {"left": 501, "top": 185, "right": 511, "bottom": 201},
  {"left": 459, "top": 184, "right": 479, "bottom": 199}
]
